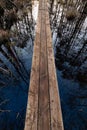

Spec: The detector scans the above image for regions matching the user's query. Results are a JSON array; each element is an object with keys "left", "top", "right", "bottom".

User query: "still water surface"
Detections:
[{"left": 0, "top": 0, "right": 87, "bottom": 130}]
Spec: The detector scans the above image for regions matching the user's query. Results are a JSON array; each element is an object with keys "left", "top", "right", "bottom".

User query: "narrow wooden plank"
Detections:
[
  {"left": 39, "top": 0, "right": 42, "bottom": 10},
  {"left": 47, "top": 47, "right": 64, "bottom": 130},
  {"left": 46, "top": 8, "right": 64, "bottom": 130},
  {"left": 39, "top": 0, "right": 45, "bottom": 10},
  {"left": 24, "top": 11, "right": 41, "bottom": 130},
  {"left": 24, "top": 0, "right": 64, "bottom": 129},
  {"left": 38, "top": 7, "right": 50, "bottom": 130}
]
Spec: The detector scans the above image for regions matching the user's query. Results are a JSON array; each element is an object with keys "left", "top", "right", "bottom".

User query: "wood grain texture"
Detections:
[
  {"left": 38, "top": 9, "right": 50, "bottom": 130},
  {"left": 24, "top": 0, "right": 64, "bottom": 129},
  {"left": 46, "top": 8, "right": 64, "bottom": 130},
  {"left": 24, "top": 11, "right": 41, "bottom": 130}
]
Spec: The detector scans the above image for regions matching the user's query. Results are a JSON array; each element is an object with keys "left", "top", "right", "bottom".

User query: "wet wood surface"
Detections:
[{"left": 24, "top": 0, "right": 64, "bottom": 130}]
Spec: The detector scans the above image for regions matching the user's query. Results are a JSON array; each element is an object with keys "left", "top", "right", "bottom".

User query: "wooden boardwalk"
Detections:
[{"left": 24, "top": 0, "right": 64, "bottom": 130}]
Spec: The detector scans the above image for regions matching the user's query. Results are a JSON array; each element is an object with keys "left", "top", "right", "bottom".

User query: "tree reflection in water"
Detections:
[
  {"left": 0, "top": 0, "right": 39, "bottom": 130},
  {"left": 49, "top": 0, "right": 87, "bottom": 83},
  {"left": 49, "top": 0, "right": 87, "bottom": 130}
]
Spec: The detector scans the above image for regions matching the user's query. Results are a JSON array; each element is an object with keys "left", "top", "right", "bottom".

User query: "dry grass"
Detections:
[
  {"left": 23, "top": 9, "right": 28, "bottom": 16},
  {"left": 0, "top": 30, "right": 9, "bottom": 43},
  {"left": 59, "top": 0, "right": 76, "bottom": 6},
  {"left": 0, "top": 0, "right": 5, "bottom": 8},
  {"left": 66, "top": 9, "right": 79, "bottom": 21},
  {"left": 9, "top": 10, "right": 18, "bottom": 22},
  {"left": 82, "top": 0, "right": 87, "bottom": 2},
  {"left": 5, "top": 9, "right": 18, "bottom": 23},
  {"left": 59, "top": 0, "right": 66, "bottom": 5},
  {"left": 14, "top": 0, "right": 31, "bottom": 9},
  {"left": 67, "top": 1, "right": 75, "bottom": 6},
  {"left": 14, "top": 0, "right": 23, "bottom": 9}
]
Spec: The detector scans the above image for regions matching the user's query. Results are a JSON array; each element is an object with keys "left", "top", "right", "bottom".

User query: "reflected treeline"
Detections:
[
  {"left": 0, "top": 0, "right": 35, "bottom": 87},
  {"left": 0, "top": 0, "right": 36, "bottom": 130},
  {"left": 49, "top": 0, "right": 87, "bottom": 83}
]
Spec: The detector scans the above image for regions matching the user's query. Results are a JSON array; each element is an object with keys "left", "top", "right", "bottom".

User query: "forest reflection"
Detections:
[
  {"left": 0, "top": 0, "right": 35, "bottom": 87},
  {"left": 49, "top": 1, "right": 87, "bottom": 130},
  {"left": 0, "top": 0, "right": 87, "bottom": 130},
  {"left": 0, "top": 0, "right": 38, "bottom": 130},
  {"left": 49, "top": 0, "right": 87, "bottom": 83}
]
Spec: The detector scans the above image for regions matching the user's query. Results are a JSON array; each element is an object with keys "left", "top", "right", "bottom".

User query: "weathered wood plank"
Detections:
[
  {"left": 46, "top": 8, "right": 64, "bottom": 130},
  {"left": 47, "top": 47, "right": 64, "bottom": 130},
  {"left": 24, "top": 11, "right": 41, "bottom": 130},
  {"left": 38, "top": 4, "right": 50, "bottom": 130},
  {"left": 24, "top": 0, "right": 64, "bottom": 130}
]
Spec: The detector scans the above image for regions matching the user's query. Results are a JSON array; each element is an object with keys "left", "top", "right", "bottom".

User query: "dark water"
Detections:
[
  {"left": 49, "top": 0, "right": 87, "bottom": 130},
  {"left": 56, "top": 70, "right": 87, "bottom": 130},
  {"left": 0, "top": 0, "right": 87, "bottom": 130},
  {"left": 0, "top": 1, "right": 39, "bottom": 130}
]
